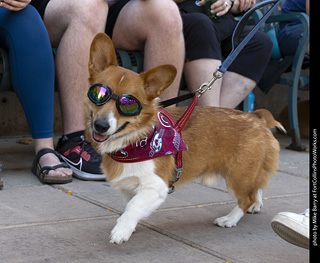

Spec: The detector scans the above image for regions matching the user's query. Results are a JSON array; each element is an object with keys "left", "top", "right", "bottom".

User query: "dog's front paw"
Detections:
[
  {"left": 214, "top": 216, "right": 238, "bottom": 228},
  {"left": 109, "top": 223, "right": 135, "bottom": 244}
]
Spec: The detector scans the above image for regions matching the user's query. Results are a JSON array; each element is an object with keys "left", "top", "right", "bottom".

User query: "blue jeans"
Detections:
[
  {"left": 0, "top": 5, "right": 55, "bottom": 139},
  {"left": 278, "top": 22, "right": 303, "bottom": 57}
]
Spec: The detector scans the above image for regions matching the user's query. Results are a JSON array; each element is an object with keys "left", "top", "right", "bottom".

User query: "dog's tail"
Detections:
[{"left": 250, "top": 109, "right": 286, "bottom": 133}]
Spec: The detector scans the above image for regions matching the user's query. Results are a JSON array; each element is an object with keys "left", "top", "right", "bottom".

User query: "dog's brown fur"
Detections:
[{"left": 84, "top": 33, "right": 284, "bottom": 244}]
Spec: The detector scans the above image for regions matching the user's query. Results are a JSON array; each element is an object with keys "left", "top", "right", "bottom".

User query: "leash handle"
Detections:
[{"left": 219, "top": 0, "right": 281, "bottom": 73}]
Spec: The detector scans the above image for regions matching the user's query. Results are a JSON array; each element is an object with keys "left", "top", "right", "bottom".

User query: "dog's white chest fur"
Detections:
[
  {"left": 111, "top": 160, "right": 162, "bottom": 187},
  {"left": 110, "top": 160, "right": 168, "bottom": 201}
]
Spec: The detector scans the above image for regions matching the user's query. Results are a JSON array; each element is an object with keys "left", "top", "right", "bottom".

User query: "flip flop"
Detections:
[{"left": 31, "top": 148, "right": 72, "bottom": 184}]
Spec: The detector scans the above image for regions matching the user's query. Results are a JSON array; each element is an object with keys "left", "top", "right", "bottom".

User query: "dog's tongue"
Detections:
[{"left": 93, "top": 132, "right": 109, "bottom": 142}]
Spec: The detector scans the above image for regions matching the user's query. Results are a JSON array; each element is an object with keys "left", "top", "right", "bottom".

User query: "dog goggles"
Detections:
[{"left": 88, "top": 84, "right": 142, "bottom": 116}]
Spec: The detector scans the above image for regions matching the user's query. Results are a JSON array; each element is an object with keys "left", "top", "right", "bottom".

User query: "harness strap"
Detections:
[
  {"left": 167, "top": 94, "right": 198, "bottom": 193},
  {"left": 174, "top": 94, "right": 198, "bottom": 132}
]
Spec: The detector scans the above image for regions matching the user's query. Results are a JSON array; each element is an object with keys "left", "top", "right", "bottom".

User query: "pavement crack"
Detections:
[
  {"left": 0, "top": 215, "right": 118, "bottom": 231},
  {"left": 138, "top": 220, "right": 235, "bottom": 262},
  {"left": 50, "top": 185, "right": 123, "bottom": 215}
]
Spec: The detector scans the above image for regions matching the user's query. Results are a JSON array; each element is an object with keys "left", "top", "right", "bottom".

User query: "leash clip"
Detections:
[
  {"left": 196, "top": 68, "right": 223, "bottom": 97},
  {"left": 168, "top": 166, "right": 183, "bottom": 194}
]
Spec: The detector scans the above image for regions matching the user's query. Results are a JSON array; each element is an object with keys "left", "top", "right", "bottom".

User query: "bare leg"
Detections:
[
  {"left": 43, "top": 0, "right": 108, "bottom": 134},
  {"left": 184, "top": 59, "right": 256, "bottom": 108},
  {"left": 184, "top": 58, "right": 221, "bottom": 106},
  {"left": 220, "top": 71, "right": 256, "bottom": 109},
  {"left": 111, "top": 0, "right": 184, "bottom": 101}
]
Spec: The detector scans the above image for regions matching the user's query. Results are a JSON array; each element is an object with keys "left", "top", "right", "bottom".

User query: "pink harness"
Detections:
[
  {"left": 108, "top": 95, "right": 198, "bottom": 193},
  {"left": 109, "top": 108, "right": 188, "bottom": 163}
]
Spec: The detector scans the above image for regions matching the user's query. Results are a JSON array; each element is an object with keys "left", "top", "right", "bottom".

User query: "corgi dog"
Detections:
[{"left": 84, "top": 33, "right": 284, "bottom": 244}]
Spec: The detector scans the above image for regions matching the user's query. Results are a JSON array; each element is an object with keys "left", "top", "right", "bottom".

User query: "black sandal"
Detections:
[{"left": 31, "top": 149, "right": 72, "bottom": 184}]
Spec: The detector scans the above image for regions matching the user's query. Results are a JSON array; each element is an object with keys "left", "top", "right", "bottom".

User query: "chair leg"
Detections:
[{"left": 286, "top": 83, "right": 306, "bottom": 151}]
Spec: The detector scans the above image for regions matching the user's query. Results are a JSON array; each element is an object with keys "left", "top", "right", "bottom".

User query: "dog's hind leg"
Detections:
[
  {"left": 213, "top": 205, "right": 245, "bottom": 227},
  {"left": 247, "top": 189, "right": 263, "bottom": 214},
  {"left": 214, "top": 190, "right": 257, "bottom": 227}
]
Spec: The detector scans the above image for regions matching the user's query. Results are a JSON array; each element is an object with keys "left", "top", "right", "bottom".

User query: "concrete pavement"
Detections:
[{"left": 0, "top": 134, "right": 310, "bottom": 263}]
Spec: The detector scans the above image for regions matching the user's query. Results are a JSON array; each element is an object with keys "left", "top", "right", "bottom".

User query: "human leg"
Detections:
[
  {"left": 0, "top": 6, "right": 72, "bottom": 179},
  {"left": 220, "top": 29, "right": 273, "bottom": 108},
  {"left": 184, "top": 20, "right": 272, "bottom": 108},
  {"left": 181, "top": 13, "right": 223, "bottom": 106},
  {"left": 110, "top": 0, "right": 184, "bottom": 100},
  {"left": 43, "top": 0, "right": 108, "bottom": 135},
  {"left": 42, "top": 0, "right": 108, "bottom": 180},
  {"left": 278, "top": 22, "right": 305, "bottom": 57},
  {"left": 219, "top": 71, "right": 256, "bottom": 108},
  {"left": 184, "top": 59, "right": 221, "bottom": 106},
  {"left": 0, "top": 6, "right": 54, "bottom": 139}
]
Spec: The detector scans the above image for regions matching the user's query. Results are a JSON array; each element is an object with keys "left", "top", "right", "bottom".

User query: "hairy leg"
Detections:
[
  {"left": 43, "top": 0, "right": 108, "bottom": 134},
  {"left": 220, "top": 71, "right": 256, "bottom": 109},
  {"left": 111, "top": 0, "right": 184, "bottom": 100},
  {"left": 183, "top": 59, "right": 256, "bottom": 108},
  {"left": 184, "top": 58, "right": 221, "bottom": 106}
]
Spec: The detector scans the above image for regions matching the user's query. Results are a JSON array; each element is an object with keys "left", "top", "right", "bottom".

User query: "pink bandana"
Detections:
[{"left": 109, "top": 108, "right": 188, "bottom": 163}]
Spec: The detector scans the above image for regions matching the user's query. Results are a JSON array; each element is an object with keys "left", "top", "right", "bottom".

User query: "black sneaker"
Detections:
[{"left": 55, "top": 131, "right": 105, "bottom": 181}]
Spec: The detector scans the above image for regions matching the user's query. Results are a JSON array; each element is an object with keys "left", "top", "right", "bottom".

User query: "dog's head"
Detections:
[{"left": 84, "top": 33, "right": 177, "bottom": 154}]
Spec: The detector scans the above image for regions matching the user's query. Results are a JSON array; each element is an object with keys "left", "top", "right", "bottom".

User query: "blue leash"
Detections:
[
  {"left": 219, "top": 0, "right": 281, "bottom": 73},
  {"left": 160, "top": 0, "right": 281, "bottom": 106},
  {"left": 196, "top": 0, "right": 281, "bottom": 97}
]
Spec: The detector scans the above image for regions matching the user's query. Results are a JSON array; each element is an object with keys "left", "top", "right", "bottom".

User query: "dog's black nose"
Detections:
[{"left": 94, "top": 119, "right": 110, "bottom": 133}]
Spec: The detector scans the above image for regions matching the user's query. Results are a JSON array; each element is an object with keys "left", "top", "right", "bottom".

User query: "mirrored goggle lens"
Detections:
[
  {"left": 88, "top": 85, "right": 110, "bottom": 104},
  {"left": 118, "top": 96, "right": 141, "bottom": 116}
]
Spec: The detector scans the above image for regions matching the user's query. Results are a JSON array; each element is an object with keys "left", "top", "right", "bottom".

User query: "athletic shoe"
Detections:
[
  {"left": 271, "top": 209, "right": 309, "bottom": 249},
  {"left": 55, "top": 132, "right": 105, "bottom": 181}
]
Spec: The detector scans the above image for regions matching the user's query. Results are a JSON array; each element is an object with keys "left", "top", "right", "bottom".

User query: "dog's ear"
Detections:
[
  {"left": 89, "top": 33, "right": 118, "bottom": 75},
  {"left": 141, "top": 65, "right": 177, "bottom": 100}
]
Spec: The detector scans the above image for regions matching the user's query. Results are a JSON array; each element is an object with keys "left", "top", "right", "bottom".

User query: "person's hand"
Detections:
[
  {"left": 200, "top": 0, "right": 232, "bottom": 17},
  {"left": 0, "top": 0, "right": 31, "bottom": 11},
  {"left": 237, "top": 0, "right": 255, "bottom": 12}
]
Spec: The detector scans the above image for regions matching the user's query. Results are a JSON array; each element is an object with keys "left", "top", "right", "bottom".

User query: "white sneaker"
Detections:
[{"left": 271, "top": 209, "right": 309, "bottom": 249}]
